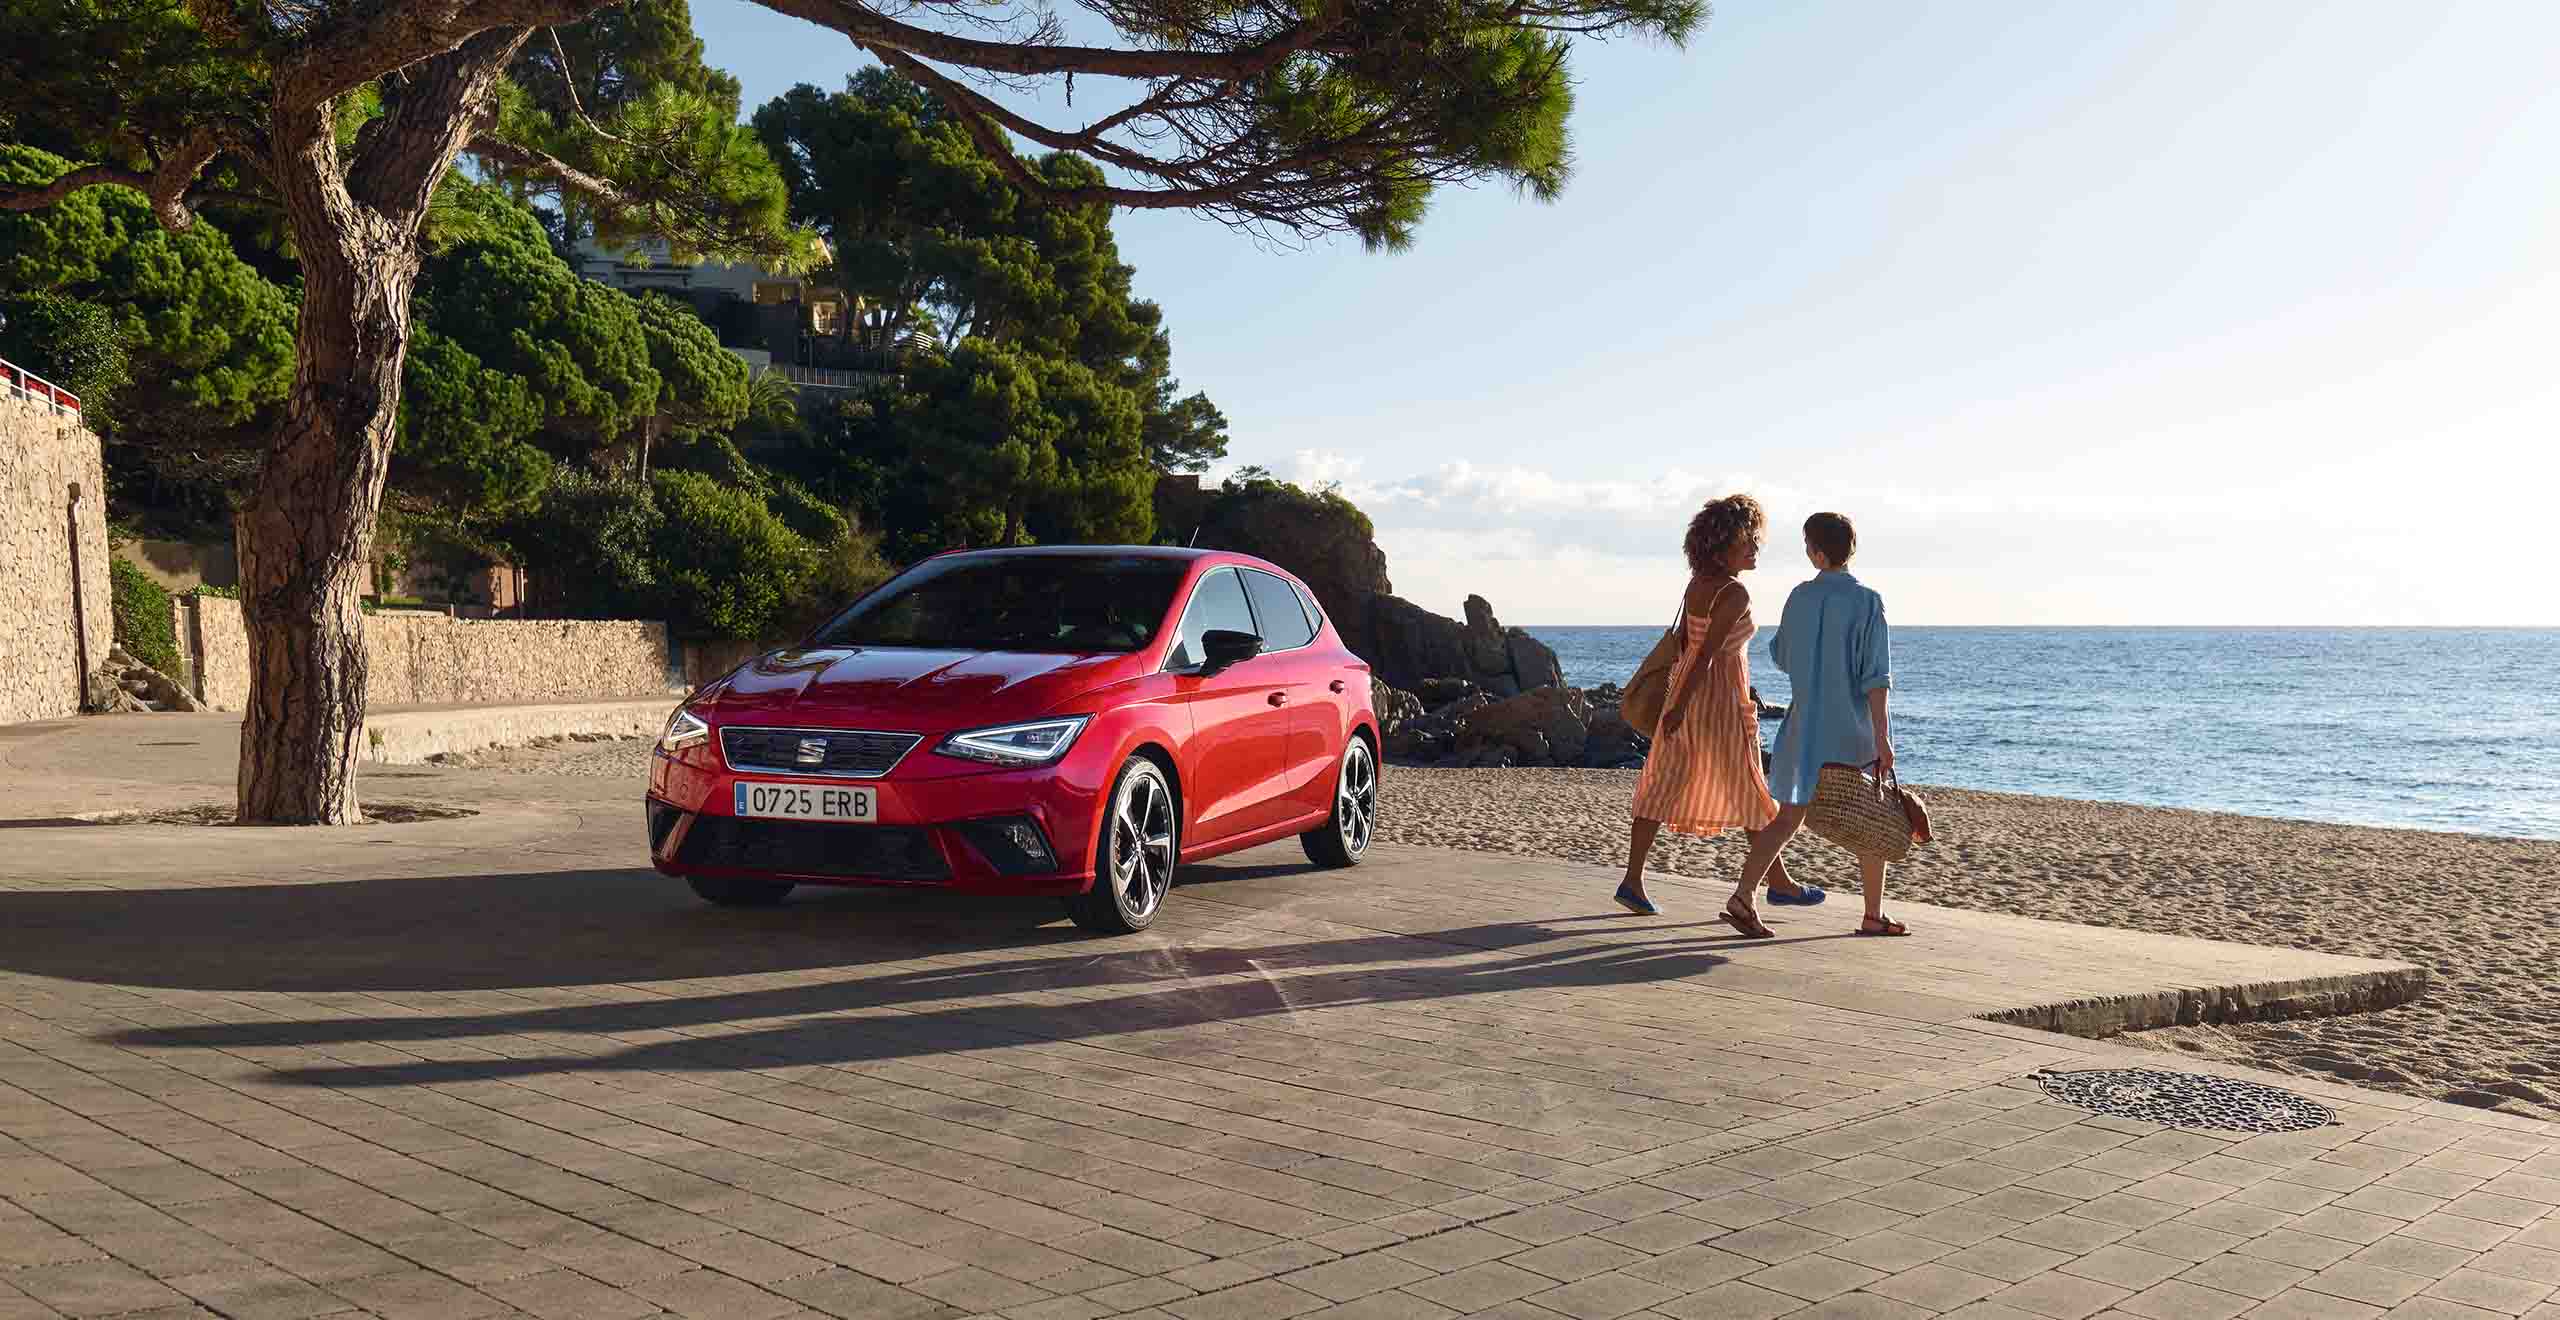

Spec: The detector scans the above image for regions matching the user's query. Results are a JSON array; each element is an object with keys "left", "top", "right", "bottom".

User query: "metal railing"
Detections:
[
  {"left": 1, "top": 356, "right": 82, "bottom": 414},
  {"left": 777, "top": 363, "right": 900, "bottom": 391}
]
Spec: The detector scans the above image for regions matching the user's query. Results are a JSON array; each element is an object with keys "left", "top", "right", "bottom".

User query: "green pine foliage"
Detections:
[
  {"left": 0, "top": 145, "right": 294, "bottom": 443},
  {"left": 0, "top": 290, "right": 128, "bottom": 421}
]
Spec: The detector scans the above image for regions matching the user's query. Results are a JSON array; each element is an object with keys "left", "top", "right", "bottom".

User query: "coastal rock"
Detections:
[
  {"left": 1165, "top": 473, "right": 1582, "bottom": 712},
  {"left": 1385, "top": 724, "right": 1457, "bottom": 763},
  {"left": 1371, "top": 679, "right": 1424, "bottom": 734},
  {"left": 1507, "top": 629, "right": 1565, "bottom": 693},
  {"left": 1460, "top": 596, "right": 1510, "bottom": 673},
  {"left": 1416, "top": 677, "right": 1481, "bottom": 711},
  {"left": 1361, "top": 594, "right": 1478, "bottom": 693},
  {"left": 1582, "top": 707, "right": 1648, "bottom": 768},
  {"left": 1181, "top": 476, "right": 1392, "bottom": 639},
  {"left": 1455, "top": 686, "right": 1592, "bottom": 767}
]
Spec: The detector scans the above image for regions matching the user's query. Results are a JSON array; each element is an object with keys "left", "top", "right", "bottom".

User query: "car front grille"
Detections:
[
  {"left": 676, "top": 817, "right": 950, "bottom": 881},
  {"left": 720, "top": 726, "right": 921, "bottom": 779}
]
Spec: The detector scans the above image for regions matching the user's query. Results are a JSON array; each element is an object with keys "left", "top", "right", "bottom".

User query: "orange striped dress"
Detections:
[{"left": 1630, "top": 586, "right": 1779, "bottom": 836}]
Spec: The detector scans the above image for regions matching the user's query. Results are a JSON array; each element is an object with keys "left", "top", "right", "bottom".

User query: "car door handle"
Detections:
[
  {"left": 1328, "top": 680, "right": 1347, "bottom": 693},
  {"left": 1268, "top": 692, "right": 1288, "bottom": 706}
]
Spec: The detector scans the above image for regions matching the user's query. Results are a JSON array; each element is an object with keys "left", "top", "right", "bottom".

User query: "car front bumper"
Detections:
[{"left": 645, "top": 742, "right": 1107, "bottom": 896}]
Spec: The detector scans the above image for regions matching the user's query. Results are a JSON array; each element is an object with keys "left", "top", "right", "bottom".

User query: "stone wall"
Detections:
[
  {"left": 115, "top": 538, "right": 239, "bottom": 592},
  {"left": 0, "top": 399, "right": 111, "bottom": 725},
  {"left": 178, "top": 595, "right": 677, "bottom": 710},
  {"left": 173, "top": 595, "right": 253, "bottom": 711}
]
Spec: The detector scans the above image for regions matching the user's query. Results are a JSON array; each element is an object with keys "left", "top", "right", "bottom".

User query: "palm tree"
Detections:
[{"left": 746, "top": 367, "right": 801, "bottom": 436}]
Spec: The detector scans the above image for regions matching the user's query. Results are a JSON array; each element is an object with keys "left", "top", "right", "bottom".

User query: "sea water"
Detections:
[{"left": 1530, "top": 626, "right": 2560, "bottom": 841}]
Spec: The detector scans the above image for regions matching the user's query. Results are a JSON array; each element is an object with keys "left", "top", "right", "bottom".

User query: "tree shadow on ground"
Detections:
[{"left": 128, "top": 921, "right": 1746, "bottom": 1090}]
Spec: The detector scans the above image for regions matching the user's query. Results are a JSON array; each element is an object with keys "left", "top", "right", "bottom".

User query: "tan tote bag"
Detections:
[{"left": 1619, "top": 604, "right": 1686, "bottom": 736}]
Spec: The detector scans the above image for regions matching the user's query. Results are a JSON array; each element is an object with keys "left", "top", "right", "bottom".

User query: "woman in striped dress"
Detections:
[{"left": 1616, "top": 494, "right": 1792, "bottom": 937}]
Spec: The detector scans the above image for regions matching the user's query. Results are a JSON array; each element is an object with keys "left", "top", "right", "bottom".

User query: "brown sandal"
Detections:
[
  {"left": 1857, "top": 914, "right": 1909, "bottom": 937},
  {"left": 1720, "top": 897, "right": 1775, "bottom": 940}
]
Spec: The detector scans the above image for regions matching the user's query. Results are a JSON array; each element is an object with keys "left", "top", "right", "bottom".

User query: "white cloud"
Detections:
[{"left": 1242, "top": 451, "right": 2553, "bottom": 626}]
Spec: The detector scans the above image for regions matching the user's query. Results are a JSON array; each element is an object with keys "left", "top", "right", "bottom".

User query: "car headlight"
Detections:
[
  {"left": 937, "top": 717, "right": 1089, "bottom": 767},
  {"left": 659, "top": 706, "right": 711, "bottom": 754}
]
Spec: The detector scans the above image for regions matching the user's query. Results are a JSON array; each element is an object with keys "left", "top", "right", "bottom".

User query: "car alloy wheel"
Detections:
[
  {"left": 1301, "top": 737, "right": 1376, "bottom": 869},
  {"left": 1070, "top": 757, "right": 1178, "bottom": 933}
]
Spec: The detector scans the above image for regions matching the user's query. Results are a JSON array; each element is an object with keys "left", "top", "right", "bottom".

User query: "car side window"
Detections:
[
  {"left": 1293, "top": 581, "right": 1326, "bottom": 635},
  {"left": 1163, "top": 568, "right": 1258, "bottom": 670},
  {"left": 1243, "top": 570, "right": 1316, "bottom": 651}
]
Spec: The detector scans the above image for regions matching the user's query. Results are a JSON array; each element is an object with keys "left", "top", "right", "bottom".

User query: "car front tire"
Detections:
[
  {"left": 1301, "top": 736, "right": 1376, "bottom": 869},
  {"left": 1067, "top": 756, "right": 1178, "bottom": 934},
  {"left": 688, "top": 875, "right": 795, "bottom": 907}
]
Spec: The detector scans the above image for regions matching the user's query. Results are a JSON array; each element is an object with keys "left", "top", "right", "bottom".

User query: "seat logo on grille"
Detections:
[{"left": 794, "top": 737, "right": 828, "bottom": 765}]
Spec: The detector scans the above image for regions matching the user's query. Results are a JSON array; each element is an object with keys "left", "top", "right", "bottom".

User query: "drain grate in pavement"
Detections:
[{"left": 2034, "top": 1067, "right": 2335, "bottom": 1132}]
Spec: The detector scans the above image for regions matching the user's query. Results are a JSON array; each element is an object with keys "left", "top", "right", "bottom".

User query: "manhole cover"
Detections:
[{"left": 2034, "top": 1068, "right": 2334, "bottom": 1133}]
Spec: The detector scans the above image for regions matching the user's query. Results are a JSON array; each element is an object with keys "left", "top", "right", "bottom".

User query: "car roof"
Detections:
[{"left": 925, "top": 545, "right": 1288, "bottom": 574}]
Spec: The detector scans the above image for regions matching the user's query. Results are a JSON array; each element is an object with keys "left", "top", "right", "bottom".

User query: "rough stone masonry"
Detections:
[{"left": 0, "top": 392, "right": 110, "bottom": 725}]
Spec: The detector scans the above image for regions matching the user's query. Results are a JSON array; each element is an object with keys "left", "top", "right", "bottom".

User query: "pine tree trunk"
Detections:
[
  {"left": 231, "top": 32, "right": 526, "bottom": 824},
  {"left": 234, "top": 227, "right": 420, "bottom": 824}
]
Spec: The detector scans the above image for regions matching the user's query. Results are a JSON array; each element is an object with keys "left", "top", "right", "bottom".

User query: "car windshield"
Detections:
[{"left": 808, "top": 555, "right": 1189, "bottom": 654}]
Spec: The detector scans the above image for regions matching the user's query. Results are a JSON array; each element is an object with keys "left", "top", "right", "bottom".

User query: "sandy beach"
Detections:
[{"left": 464, "top": 738, "right": 2560, "bottom": 1122}]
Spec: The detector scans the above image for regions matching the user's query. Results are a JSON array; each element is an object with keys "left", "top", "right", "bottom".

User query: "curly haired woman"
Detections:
[{"left": 1615, "top": 494, "right": 1804, "bottom": 937}]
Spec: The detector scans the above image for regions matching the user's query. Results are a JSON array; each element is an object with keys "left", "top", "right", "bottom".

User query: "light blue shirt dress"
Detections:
[{"left": 1765, "top": 570, "right": 1893, "bottom": 806}]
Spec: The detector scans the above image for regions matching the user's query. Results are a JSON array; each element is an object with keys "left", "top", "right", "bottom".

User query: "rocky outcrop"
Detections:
[
  {"left": 1355, "top": 592, "right": 1562, "bottom": 698},
  {"left": 1377, "top": 680, "right": 1650, "bottom": 770},
  {"left": 1173, "top": 472, "right": 1571, "bottom": 719}
]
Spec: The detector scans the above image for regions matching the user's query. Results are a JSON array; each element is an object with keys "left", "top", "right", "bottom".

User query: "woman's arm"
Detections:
[
  {"left": 1660, "top": 580, "right": 1745, "bottom": 727},
  {"left": 1860, "top": 592, "right": 1893, "bottom": 773},
  {"left": 1868, "top": 686, "right": 1892, "bottom": 777}
]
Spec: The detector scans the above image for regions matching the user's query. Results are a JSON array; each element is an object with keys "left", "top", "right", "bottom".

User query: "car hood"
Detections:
[{"left": 699, "top": 646, "right": 1139, "bottom": 728}]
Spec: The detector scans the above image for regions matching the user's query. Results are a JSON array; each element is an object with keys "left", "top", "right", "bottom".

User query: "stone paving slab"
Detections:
[{"left": 0, "top": 713, "right": 2547, "bottom": 1320}]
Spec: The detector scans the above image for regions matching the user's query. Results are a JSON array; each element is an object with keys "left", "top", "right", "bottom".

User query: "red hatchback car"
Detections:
[{"left": 647, "top": 547, "right": 1380, "bottom": 933}]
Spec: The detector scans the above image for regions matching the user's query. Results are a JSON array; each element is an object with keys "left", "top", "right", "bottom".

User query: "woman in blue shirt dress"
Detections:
[{"left": 1737, "top": 512, "right": 1909, "bottom": 936}]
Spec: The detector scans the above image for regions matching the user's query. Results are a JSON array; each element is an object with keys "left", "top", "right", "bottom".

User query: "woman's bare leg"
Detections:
[
  {"left": 1860, "top": 855, "right": 1888, "bottom": 923},
  {"left": 1732, "top": 805, "right": 1807, "bottom": 909},
  {"left": 1765, "top": 852, "right": 1805, "bottom": 899},
  {"left": 1623, "top": 818, "right": 1663, "bottom": 896}
]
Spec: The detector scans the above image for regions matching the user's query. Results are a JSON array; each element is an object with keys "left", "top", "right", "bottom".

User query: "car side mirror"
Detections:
[{"left": 1199, "top": 629, "right": 1263, "bottom": 675}]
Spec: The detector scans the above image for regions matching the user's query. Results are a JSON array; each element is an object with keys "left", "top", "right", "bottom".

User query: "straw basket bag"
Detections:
[{"left": 1806, "top": 760, "right": 1929, "bottom": 864}]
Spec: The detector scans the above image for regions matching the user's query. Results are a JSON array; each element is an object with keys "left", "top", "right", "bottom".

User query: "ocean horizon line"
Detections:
[{"left": 1524, "top": 622, "right": 2560, "bottom": 632}]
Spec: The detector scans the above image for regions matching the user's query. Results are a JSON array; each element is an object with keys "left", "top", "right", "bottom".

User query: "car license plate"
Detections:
[{"left": 733, "top": 782, "right": 875, "bottom": 823}]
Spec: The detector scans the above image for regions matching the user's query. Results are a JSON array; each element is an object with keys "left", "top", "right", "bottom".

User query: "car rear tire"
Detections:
[
  {"left": 688, "top": 875, "right": 795, "bottom": 907},
  {"left": 1066, "top": 757, "right": 1178, "bottom": 934},
  {"left": 1301, "top": 737, "right": 1376, "bottom": 869}
]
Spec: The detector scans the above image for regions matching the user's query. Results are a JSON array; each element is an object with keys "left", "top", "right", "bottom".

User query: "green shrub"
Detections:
[
  {"left": 498, "top": 468, "right": 662, "bottom": 618},
  {"left": 108, "top": 558, "right": 180, "bottom": 675},
  {"left": 782, "top": 520, "right": 898, "bottom": 638},
  {"left": 649, "top": 469, "right": 817, "bottom": 640}
]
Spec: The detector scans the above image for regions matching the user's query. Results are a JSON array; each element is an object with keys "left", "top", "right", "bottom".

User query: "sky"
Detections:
[{"left": 691, "top": 0, "right": 2559, "bottom": 625}]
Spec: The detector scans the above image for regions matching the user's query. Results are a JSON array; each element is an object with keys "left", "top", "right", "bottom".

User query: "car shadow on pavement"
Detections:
[
  {"left": 0, "top": 868, "right": 1102, "bottom": 993},
  {"left": 0, "top": 863, "right": 1750, "bottom": 1091}
]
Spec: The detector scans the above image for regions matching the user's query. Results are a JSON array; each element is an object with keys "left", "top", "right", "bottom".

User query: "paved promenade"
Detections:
[{"left": 0, "top": 713, "right": 2553, "bottom": 1320}]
